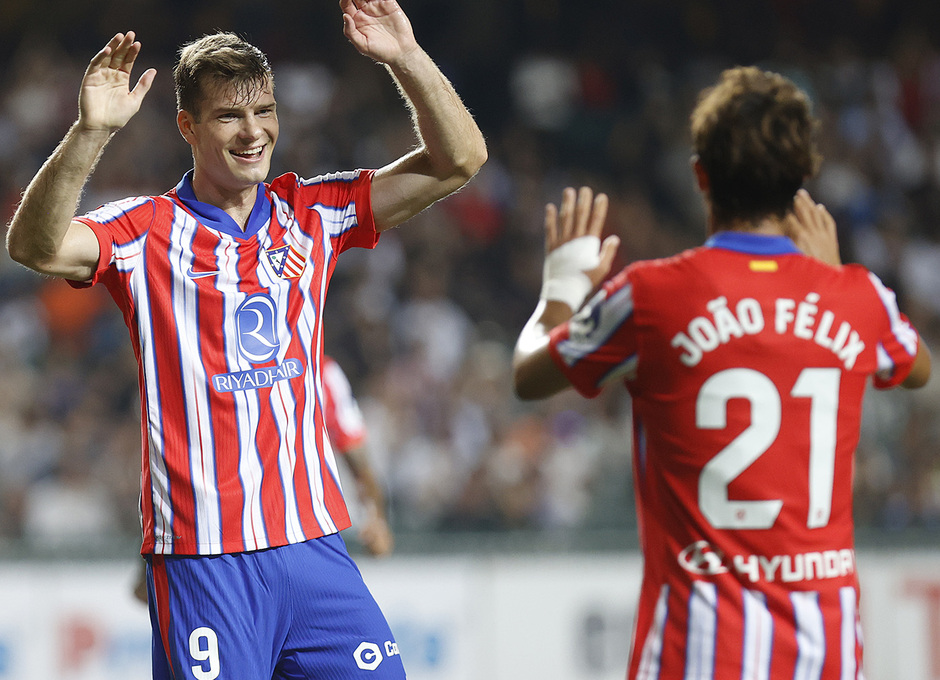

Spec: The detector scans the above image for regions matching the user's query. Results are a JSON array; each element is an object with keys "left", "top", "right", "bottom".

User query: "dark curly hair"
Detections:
[{"left": 690, "top": 66, "right": 821, "bottom": 225}]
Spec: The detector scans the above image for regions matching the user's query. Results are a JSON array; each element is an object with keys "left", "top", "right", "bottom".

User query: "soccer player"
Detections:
[
  {"left": 6, "top": 0, "right": 485, "bottom": 677},
  {"left": 321, "top": 354, "right": 394, "bottom": 558},
  {"left": 513, "top": 67, "right": 931, "bottom": 680}
]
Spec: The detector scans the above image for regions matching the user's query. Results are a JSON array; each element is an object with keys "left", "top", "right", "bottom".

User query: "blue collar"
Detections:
[
  {"left": 174, "top": 171, "right": 271, "bottom": 238},
  {"left": 704, "top": 231, "right": 801, "bottom": 255}
]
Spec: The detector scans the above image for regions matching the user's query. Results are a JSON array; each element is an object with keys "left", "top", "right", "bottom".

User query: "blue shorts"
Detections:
[{"left": 146, "top": 533, "right": 405, "bottom": 679}]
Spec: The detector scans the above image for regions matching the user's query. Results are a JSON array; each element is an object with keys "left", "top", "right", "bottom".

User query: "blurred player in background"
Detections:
[
  {"left": 6, "top": 0, "right": 485, "bottom": 677},
  {"left": 513, "top": 66, "right": 930, "bottom": 680},
  {"left": 321, "top": 354, "right": 394, "bottom": 558}
]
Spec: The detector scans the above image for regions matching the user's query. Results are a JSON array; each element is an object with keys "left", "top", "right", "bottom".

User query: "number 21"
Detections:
[{"left": 696, "top": 367, "right": 840, "bottom": 530}]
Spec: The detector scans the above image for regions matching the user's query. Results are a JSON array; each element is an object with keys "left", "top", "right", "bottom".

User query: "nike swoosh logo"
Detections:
[{"left": 186, "top": 265, "right": 221, "bottom": 279}]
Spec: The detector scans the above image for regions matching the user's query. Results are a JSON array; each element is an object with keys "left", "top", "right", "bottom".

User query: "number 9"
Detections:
[{"left": 189, "top": 627, "right": 220, "bottom": 680}]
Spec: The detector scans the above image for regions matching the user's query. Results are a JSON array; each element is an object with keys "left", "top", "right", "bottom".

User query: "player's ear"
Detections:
[
  {"left": 177, "top": 109, "right": 196, "bottom": 145},
  {"left": 692, "top": 156, "right": 710, "bottom": 194}
]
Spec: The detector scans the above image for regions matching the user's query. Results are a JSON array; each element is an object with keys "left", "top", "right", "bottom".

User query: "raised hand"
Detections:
[
  {"left": 514, "top": 186, "right": 619, "bottom": 399},
  {"left": 340, "top": 0, "right": 419, "bottom": 65},
  {"left": 787, "top": 189, "right": 841, "bottom": 266},
  {"left": 79, "top": 32, "right": 156, "bottom": 133},
  {"left": 544, "top": 186, "right": 620, "bottom": 291}
]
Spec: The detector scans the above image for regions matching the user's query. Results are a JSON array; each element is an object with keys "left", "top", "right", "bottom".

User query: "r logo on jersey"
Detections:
[
  {"left": 266, "top": 244, "right": 306, "bottom": 279},
  {"left": 235, "top": 293, "right": 280, "bottom": 363},
  {"left": 212, "top": 293, "right": 303, "bottom": 392}
]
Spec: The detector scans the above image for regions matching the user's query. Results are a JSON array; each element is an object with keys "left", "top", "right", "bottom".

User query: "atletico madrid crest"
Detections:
[{"left": 266, "top": 244, "right": 307, "bottom": 279}]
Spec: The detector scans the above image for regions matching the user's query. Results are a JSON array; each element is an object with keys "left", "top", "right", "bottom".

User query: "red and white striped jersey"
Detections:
[
  {"left": 548, "top": 232, "right": 921, "bottom": 680},
  {"left": 321, "top": 355, "right": 367, "bottom": 454},
  {"left": 73, "top": 169, "right": 378, "bottom": 556}
]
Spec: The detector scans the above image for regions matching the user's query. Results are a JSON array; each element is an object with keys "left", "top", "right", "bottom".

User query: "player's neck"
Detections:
[
  {"left": 709, "top": 214, "right": 789, "bottom": 238},
  {"left": 189, "top": 174, "right": 258, "bottom": 231}
]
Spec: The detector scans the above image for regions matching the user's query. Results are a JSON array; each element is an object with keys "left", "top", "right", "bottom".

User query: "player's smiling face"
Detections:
[{"left": 179, "top": 76, "right": 279, "bottom": 197}]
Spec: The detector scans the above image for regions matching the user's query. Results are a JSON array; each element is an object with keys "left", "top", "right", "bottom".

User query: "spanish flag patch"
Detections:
[{"left": 749, "top": 260, "right": 779, "bottom": 272}]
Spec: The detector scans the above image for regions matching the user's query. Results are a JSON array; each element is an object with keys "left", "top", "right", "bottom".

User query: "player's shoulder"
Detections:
[
  {"left": 267, "top": 170, "right": 370, "bottom": 202},
  {"left": 80, "top": 194, "right": 161, "bottom": 224},
  {"left": 265, "top": 172, "right": 301, "bottom": 198},
  {"left": 298, "top": 169, "right": 369, "bottom": 185},
  {"left": 622, "top": 245, "right": 707, "bottom": 286},
  {"left": 637, "top": 244, "right": 707, "bottom": 268},
  {"left": 273, "top": 170, "right": 370, "bottom": 190},
  {"left": 837, "top": 261, "right": 877, "bottom": 280},
  {"left": 821, "top": 261, "right": 886, "bottom": 294}
]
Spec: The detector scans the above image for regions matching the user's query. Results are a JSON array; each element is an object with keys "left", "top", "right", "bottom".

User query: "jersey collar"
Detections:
[
  {"left": 704, "top": 230, "right": 801, "bottom": 255},
  {"left": 174, "top": 170, "right": 271, "bottom": 239}
]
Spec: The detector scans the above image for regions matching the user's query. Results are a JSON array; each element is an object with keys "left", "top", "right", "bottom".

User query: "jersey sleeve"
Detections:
[
  {"left": 548, "top": 267, "right": 640, "bottom": 398},
  {"left": 290, "top": 169, "right": 379, "bottom": 255},
  {"left": 864, "top": 269, "right": 921, "bottom": 389},
  {"left": 69, "top": 196, "right": 157, "bottom": 288},
  {"left": 321, "top": 357, "right": 367, "bottom": 454}
]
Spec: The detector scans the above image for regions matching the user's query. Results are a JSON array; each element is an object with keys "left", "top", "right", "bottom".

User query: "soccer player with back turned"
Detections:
[{"left": 513, "top": 66, "right": 930, "bottom": 680}]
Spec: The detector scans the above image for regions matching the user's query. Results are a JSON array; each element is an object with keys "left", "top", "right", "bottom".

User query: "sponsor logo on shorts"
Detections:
[{"left": 353, "top": 640, "right": 400, "bottom": 671}]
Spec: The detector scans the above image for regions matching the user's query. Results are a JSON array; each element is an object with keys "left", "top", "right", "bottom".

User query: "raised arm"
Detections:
[
  {"left": 513, "top": 187, "right": 620, "bottom": 400},
  {"left": 340, "top": 0, "right": 487, "bottom": 231},
  {"left": 6, "top": 32, "right": 156, "bottom": 280},
  {"left": 788, "top": 189, "right": 931, "bottom": 389}
]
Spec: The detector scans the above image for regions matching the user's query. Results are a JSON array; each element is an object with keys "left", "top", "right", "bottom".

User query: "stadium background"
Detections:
[{"left": 0, "top": 0, "right": 938, "bottom": 678}]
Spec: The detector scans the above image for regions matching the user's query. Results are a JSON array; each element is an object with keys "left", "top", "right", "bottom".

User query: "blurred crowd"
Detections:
[{"left": 0, "top": 0, "right": 938, "bottom": 550}]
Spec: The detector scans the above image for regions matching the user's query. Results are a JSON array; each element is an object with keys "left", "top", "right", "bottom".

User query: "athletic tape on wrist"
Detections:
[{"left": 540, "top": 235, "right": 600, "bottom": 310}]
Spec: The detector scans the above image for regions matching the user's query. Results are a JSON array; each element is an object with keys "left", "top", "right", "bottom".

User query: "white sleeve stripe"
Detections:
[
  {"left": 875, "top": 343, "right": 895, "bottom": 379},
  {"left": 599, "top": 354, "right": 639, "bottom": 386},
  {"left": 312, "top": 202, "right": 359, "bottom": 238},
  {"left": 112, "top": 233, "right": 148, "bottom": 271},
  {"left": 867, "top": 272, "right": 918, "bottom": 355},
  {"left": 82, "top": 195, "right": 152, "bottom": 223},
  {"left": 299, "top": 170, "right": 362, "bottom": 186},
  {"left": 556, "top": 283, "right": 635, "bottom": 368}
]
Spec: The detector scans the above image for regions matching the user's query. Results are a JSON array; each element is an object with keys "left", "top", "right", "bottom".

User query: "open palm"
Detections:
[
  {"left": 79, "top": 32, "right": 156, "bottom": 132},
  {"left": 340, "top": 0, "right": 418, "bottom": 64},
  {"left": 545, "top": 186, "right": 620, "bottom": 290}
]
